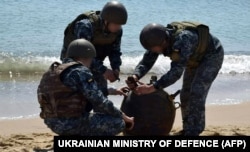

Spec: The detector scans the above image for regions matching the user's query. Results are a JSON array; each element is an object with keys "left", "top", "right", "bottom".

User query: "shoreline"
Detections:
[
  {"left": 0, "top": 102, "right": 249, "bottom": 136},
  {"left": 0, "top": 101, "right": 250, "bottom": 136}
]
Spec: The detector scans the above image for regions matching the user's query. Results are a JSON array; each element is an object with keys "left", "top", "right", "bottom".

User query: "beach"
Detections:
[
  {"left": 1, "top": 0, "right": 250, "bottom": 151},
  {"left": 0, "top": 102, "right": 249, "bottom": 152}
]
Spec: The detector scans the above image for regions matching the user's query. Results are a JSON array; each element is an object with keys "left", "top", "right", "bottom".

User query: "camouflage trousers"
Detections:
[
  {"left": 180, "top": 39, "right": 224, "bottom": 136},
  {"left": 44, "top": 113, "right": 125, "bottom": 136}
]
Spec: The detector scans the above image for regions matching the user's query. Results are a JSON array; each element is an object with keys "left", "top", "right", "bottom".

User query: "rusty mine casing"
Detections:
[{"left": 120, "top": 76, "right": 180, "bottom": 136}]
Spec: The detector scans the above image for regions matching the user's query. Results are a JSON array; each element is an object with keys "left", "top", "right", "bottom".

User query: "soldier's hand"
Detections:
[
  {"left": 122, "top": 113, "right": 134, "bottom": 130},
  {"left": 116, "top": 87, "right": 130, "bottom": 97},
  {"left": 125, "top": 75, "right": 138, "bottom": 90},
  {"left": 103, "top": 69, "right": 116, "bottom": 82},
  {"left": 108, "top": 87, "right": 130, "bottom": 97},
  {"left": 135, "top": 82, "right": 156, "bottom": 95},
  {"left": 113, "top": 69, "right": 120, "bottom": 81}
]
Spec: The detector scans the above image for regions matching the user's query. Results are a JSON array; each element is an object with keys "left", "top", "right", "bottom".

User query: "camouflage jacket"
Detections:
[
  {"left": 133, "top": 30, "right": 200, "bottom": 89},
  {"left": 59, "top": 58, "right": 123, "bottom": 117},
  {"left": 75, "top": 18, "right": 122, "bottom": 73}
]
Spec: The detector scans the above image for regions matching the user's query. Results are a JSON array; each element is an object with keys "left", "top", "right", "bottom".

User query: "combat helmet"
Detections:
[
  {"left": 66, "top": 39, "right": 96, "bottom": 58},
  {"left": 101, "top": 1, "right": 128, "bottom": 25},
  {"left": 140, "top": 23, "right": 169, "bottom": 50}
]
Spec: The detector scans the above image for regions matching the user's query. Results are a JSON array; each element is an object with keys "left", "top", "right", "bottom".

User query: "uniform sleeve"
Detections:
[
  {"left": 108, "top": 29, "right": 123, "bottom": 71},
  {"left": 133, "top": 50, "right": 159, "bottom": 79},
  {"left": 90, "top": 59, "right": 107, "bottom": 74},
  {"left": 153, "top": 30, "right": 199, "bottom": 89},
  {"left": 62, "top": 66, "right": 122, "bottom": 118},
  {"left": 74, "top": 19, "right": 107, "bottom": 74},
  {"left": 74, "top": 19, "right": 93, "bottom": 41}
]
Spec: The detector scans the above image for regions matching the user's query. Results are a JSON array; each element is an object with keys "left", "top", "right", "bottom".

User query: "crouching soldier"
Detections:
[{"left": 38, "top": 39, "right": 134, "bottom": 136}]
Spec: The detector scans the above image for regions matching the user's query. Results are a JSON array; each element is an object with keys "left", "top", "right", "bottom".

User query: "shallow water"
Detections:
[{"left": 0, "top": 73, "right": 249, "bottom": 120}]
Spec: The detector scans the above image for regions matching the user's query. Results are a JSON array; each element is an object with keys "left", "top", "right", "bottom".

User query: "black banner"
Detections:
[{"left": 54, "top": 136, "right": 249, "bottom": 152}]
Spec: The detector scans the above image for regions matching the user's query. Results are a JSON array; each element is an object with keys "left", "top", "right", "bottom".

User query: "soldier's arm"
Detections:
[
  {"left": 90, "top": 59, "right": 107, "bottom": 74},
  {"left": 133, "top": 50, "right": 159, "bottom": 79},
  {"left": 74, "top": 19, "right": 93, "bottom": 41},
  {"left": 108, "top": 29, "right": 122, "bottom": 71},
  {"left": 62, "top": 66, "right": 122, "bottom": 118},
  {"left": 153, "top": 30, "right": 199, "bottom": 89},
  {"left": 74, "top": 19, "right": 108, "bottom": 74}
]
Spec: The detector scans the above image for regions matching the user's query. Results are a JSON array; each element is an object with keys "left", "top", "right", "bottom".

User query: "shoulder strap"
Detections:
[
  {"left": 49, "top": 62, "right": 61, "bottom": 72},
  {"left": 168, "top": 21, "right": 210, "bottom": 62},
  {"left": 64, "top": 10, "right": 100, "bottom": 35}
]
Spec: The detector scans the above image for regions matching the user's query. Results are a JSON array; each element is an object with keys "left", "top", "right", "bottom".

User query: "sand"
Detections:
[{"left": 0, "top": 102, "right": 250, "bottom": 152}]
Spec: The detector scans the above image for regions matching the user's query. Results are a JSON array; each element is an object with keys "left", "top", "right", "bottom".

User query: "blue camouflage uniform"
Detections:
[
  {"left": 133, "top": 30, "right": 224, "bottom": 136},
  {"left": 44, "top": 58, "right": 125, "bottom": 136},
  {"left": 61, "top": 17, "right": 122, "bottom": 97}
]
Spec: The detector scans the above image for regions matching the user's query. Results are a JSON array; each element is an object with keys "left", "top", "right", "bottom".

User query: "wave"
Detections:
[
  {"left": 0, "top": 114, "right": 39, "bottom": 121},
  {"left": 0, "top": 53, "right": 60, "bottom": 75},
  {"left": 119, "top": 54, "right": 250, "bottom": 75},
  {"left": 0, "top": 53, "right": 250, "bottom": 76}
]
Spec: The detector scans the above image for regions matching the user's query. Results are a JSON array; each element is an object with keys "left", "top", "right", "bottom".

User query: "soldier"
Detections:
[
  {"left": 38, "top": 39, "right": 134, "bottom": 136},
  {"left": 60, "top": 1, "right": 128, "bottom": 97},
  {"left": 126, "top": 22, "right": 224, "bottom": 136}
]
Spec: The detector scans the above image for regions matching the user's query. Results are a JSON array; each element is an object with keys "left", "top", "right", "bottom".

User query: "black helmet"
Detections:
[
  {"left": 140, "top": 23, "right": 168, "bottom": 50},
  {"left": 101, "top": 1, "right": 128, "bottom": 25},
  {"left": 66, "top": 39, "right": 96, "bottom": 59}
]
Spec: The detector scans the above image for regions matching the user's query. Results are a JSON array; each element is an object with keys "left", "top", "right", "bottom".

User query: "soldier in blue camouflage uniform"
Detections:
[
  {"left": 38, "top": 39, "right": 134, "bottom": 136},
  {"left": 60, "top": 1, "right": 128, "bottom": 97},
  {"left": 126, "top": 22, "right": 224, "bottom": 136}
]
